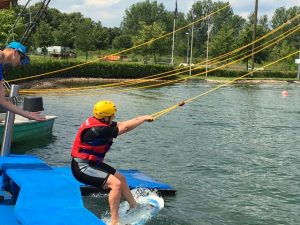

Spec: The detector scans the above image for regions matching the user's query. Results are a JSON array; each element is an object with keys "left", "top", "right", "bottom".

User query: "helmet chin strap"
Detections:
[
  {"left": 9, "top": 49, "right": 15, "bottom": 60},
  {"left": 100, "top": 116, "right": 112, "bottom": 125}
]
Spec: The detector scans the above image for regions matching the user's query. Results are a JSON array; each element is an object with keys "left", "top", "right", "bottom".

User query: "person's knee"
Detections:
[
  {"left": 118, "top": 173, "right": 126, "bottom": 183},
  {"left": 115, "top": 172, "right": 126, "bottom": 184},
  {"left": 107, "top": 175, "right": 121, "bottom": 191}
]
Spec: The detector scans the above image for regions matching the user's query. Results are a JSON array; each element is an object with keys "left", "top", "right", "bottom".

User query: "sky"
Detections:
[{"left": 20, "top": 0, "right": 300, "bottom": 27}]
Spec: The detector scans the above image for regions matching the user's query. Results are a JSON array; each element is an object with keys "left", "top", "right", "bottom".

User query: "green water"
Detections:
[{"left": 14, "top": 81, "right": 300, "bottom": 225}]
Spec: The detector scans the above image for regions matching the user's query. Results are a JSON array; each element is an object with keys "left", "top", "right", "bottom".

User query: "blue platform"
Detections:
[
  {"left": 0, "top": 205, "right": 19, "bottom": 225},
  {"left": 53, "top": 167, "right": 176, "bottom": 194},
  {"left": 0, "top": 154, "right": 175, "bottom": 225}
]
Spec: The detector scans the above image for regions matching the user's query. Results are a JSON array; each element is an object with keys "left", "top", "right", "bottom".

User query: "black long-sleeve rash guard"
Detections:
[{"left": 81, "top": 121, "right": 119, "bottom": 143}]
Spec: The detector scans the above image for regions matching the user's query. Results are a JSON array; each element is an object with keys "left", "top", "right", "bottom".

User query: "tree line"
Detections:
[{"left": 1, "top": 0, "right": 299, "bottom": 67}]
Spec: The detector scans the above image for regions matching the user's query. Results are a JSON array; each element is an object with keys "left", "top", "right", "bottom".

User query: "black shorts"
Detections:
[{"left": 71, "top": 157, "right": 116, "bottom": 189}]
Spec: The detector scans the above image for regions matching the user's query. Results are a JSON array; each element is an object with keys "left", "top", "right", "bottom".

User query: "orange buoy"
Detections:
[{"left": 282, "top": 91, "right": 288, "bottom": 97}]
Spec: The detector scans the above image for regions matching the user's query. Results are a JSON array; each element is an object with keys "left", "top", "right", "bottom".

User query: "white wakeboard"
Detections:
[{"left": 103, "top": 189, "right": 164, "bottom": 225}]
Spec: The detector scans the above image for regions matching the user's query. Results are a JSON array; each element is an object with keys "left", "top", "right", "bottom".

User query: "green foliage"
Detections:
[
  {"left": 8, "top": 59, "right": 175, "bottom": 81},
  {"left": 210, "top": 24, "right": 238, "bottom": 57},
  {"left": 74, "top": 18, "right": 96, "bottom": 60},
  {"left": 92, "top": 22, "right": 108, "bottom": 51},
  {"left": 112, "top": 35, "right": 133, "bottom": 49},
  {"left": 104, "top": 27, "right": 121, "bottom": 48},
  {"left": 121, "top": 0, "right": 170, "bottom": 35},
  {"left": 0, "top": 9, "right": 25, "bottom": 47},
  {"left": 133, "top": 22, "right": 170, "bottom": 63},
  {"left": 269, "top": 41, "right": 298, "bottom": 70},
  {"left": 271, "top": 6, "right": 300, "bottom": 49},
  {"left": 53, "top": 21, "right": 74, "bottom": 47},
  {"left": 187, "top": 0, "right": 239, "bottom": 57},
  {"left": 1, "top": 1, "right": 297, "bottom": 72},
  {"left": 196, "top": 69, "right": 297, "bottom": 79},
  {"left": 236, "top": 13, "right": 271, "bottom": 64},
  {"left": 32, "top": 21, "right": 54, "bottom": 49}
]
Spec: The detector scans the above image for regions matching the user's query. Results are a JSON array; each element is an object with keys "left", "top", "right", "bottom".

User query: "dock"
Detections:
[{"left": 0, "top": 154, "right": 176, "bottom": 225}]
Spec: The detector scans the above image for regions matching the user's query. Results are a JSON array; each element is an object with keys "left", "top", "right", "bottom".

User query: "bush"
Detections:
[
  {"left": 190, "top": 68, "right": 297, "bottom": 79},
  {"left": 7, "top": 59, "right": 176, "bottom": 82},
  {"left": 6, "top": 58, "right": 297, "bottom": 83}
]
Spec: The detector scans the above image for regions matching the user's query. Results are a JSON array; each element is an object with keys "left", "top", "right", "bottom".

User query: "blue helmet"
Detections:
[
  {"left": 7, "top": 41, "right": 27, "bottom": 54},
  {"left": 6, "top": 41, "right": 30, "bottom": 65}
]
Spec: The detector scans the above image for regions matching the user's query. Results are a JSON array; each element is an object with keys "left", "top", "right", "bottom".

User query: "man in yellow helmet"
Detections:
[{"left": 71, "top": 100, "right": 153, "bottom": 225}]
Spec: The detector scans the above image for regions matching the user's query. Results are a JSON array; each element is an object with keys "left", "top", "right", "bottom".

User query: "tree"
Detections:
[
  {"left": 103, "top": 27, "right": 121, "bottom": 49},
  {"left": 210, "top": 24, "right": 237, "bottom": 58},
  {"left": 92, "top": 22, "right": 108, "bottom": 56},
  {"left": 32, "top": 21, "right": 54, "bottom": 50},
  {"left": 269, "top": 40, "right": 297, "bottom": 70},
  {"left": 133, "top": 22, "right": 169, "bottom": 63},
  {"left": 53, "top": 21, "right": 74, "bottom": 47},
  {"left": 270, "top": 7, "right": 299, "bottom": 68},
  {"left": 40, "top": 7, "right": 65, "bottom": 29},
  {"left": 271, "top": 6, "right": 300, "bottom": 49},
  {"left": 186, "top": 0, "right": 238, "bottom": 57},
  {"left": 237, "top": 14, "right": 270, "bottom": 67},
  {"left": 74, "top": 18, "right": 95, "bottom": 60},
  {"left": 121, "top": 0, "right": 170, "bottom": 35},
  {"left": 0, "top": 9, "right": 25, "bottom": 47},
  {"left": 112, "top": 35, "right": 133, "bottom": 50}
]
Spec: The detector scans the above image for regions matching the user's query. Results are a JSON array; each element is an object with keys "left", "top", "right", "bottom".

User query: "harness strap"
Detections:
[{"left": 78, "top": 148, "right": 105, "bottom": 159}]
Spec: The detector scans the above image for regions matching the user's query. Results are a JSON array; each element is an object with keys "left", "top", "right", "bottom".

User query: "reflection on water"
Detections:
[{"left": 10, "top": 133, "right": 56, "bottom": 154}]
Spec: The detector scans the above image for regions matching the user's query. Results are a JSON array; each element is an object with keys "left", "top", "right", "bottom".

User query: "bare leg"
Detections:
[
  {"left": 115, "top": 172, "right": 137, "bottom": 208},
  {"left": 104, "top": 175, "right": 122, "bottom": 225},
  {"left": 104, "top": 172, "right": 138, "bottom": 224}
]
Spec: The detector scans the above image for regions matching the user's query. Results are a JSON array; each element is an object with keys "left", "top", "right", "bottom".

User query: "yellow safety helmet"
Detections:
[{"left": 93, "top": 100, "right": 117, "bottom": 119}]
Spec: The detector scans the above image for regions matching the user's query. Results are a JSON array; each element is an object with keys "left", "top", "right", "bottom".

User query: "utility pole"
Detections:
[
  {"left": 189, "top": 0, "right": 195, "bottom": 76},
  {"left": 171, "top": 18, "right": 176, "bottom": 65},
  {"left": 297, "top": 48, "right": 300, "bottom": 79},
  {"left": 171, "top": 0, "right": 178, "bottom": 65},
  {"left": 186, "top": 32, "right": 190, "bottom": 65},
  {"left": 206, "top": 17, "right": 213, "bottom": 77},
  {"left": 251, "top": 0, "right": 259, "bottom": 73}
]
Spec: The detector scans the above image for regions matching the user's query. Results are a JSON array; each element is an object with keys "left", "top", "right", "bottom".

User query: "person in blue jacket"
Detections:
[{"left": 0, "top": 41, "right": 44, "bottom": 121}]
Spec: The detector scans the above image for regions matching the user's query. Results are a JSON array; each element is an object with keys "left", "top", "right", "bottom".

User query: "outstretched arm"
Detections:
[
  {"left": 117, "top": 115, "right": 153, "bottom": 135},
  {"left": 0, "top": 81, "right": 46, "bottom": 121}
]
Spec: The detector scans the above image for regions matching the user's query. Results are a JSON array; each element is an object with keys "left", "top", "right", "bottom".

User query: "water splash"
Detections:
[{"left": 102, "top": 188, "right": 163, "bottom": 225}]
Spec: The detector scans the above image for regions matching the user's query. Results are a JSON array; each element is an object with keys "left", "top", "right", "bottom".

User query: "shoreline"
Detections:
[
  {"left": 17, "top": 77, "right": 300, "bottom": 89},
  {"left": 204, "top": 78, "right": 300, "bottom": 84},
  {"left": 17, "top": 77, "right": 165, "bottom": 89}
]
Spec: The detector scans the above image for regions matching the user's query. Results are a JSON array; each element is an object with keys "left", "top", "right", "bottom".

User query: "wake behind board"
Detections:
[{"left": 103, "top": 189, "right": 164, "bottom": 225}]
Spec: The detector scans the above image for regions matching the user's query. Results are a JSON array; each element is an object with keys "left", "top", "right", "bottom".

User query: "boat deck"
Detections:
[
  {"left": 0, "top": 115, "right": 57, "bottom": 144},
  {"left": 0, "top": 154, "right": 176, "bottom": 225}
]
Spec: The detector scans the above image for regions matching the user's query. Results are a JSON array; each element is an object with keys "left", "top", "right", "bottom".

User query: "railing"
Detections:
[{"left": 0, "top": 85, "right": 19, "bottom": 156}]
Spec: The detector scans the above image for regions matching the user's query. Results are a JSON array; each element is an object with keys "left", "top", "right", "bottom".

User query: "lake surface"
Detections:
[{"left": 12, "top": 81, "right": 300, "bottom": 225}]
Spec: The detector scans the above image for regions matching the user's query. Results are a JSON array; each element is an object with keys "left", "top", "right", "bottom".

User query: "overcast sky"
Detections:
[{"left": 21, "top": 0, "right": 300, "bottom": 27}]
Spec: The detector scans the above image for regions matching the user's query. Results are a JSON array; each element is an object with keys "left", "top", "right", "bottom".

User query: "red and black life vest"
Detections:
[{"left": 71, "top": 117, "right": 113, "bottom": 162}]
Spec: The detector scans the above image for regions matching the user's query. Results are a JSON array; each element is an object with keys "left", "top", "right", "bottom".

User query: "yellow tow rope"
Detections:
[
  {"left": 151, "top": 51, "right": 299, "bottom": 120},
  {"left": 7, "top": 4, "right": 230, "bottom": 83}
]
